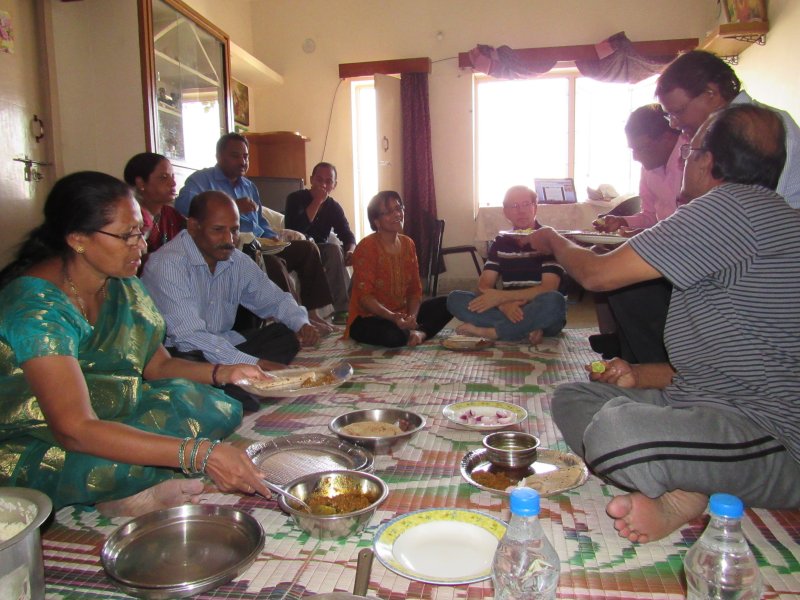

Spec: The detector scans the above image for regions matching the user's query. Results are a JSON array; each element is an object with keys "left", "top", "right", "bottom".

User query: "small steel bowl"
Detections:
[
  {"left": 329, "top": 408, "right": 426, "bottom": 454},
  {"left": 279, "top": 470, "right": 388, "bottom": 540},
  {"left": 482, "top": 431, "right": 540, "bottom": 470}
]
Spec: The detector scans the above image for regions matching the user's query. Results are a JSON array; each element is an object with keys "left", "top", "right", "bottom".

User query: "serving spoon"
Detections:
[{"left": 260, "top": 478, "right": 312, "bottom": 513}]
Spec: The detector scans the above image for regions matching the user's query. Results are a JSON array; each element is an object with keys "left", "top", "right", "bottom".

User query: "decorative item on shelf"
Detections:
[
  {"left": 233, "top": 79, "right": 250, "bottom": 126},
  {"left": 722, "top": 0, "right": 767, "bottom": 24}
]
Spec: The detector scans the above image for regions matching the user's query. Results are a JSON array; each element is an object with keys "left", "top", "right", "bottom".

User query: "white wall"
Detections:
[{"left": 734, "top": 0, "right": 800, "bottom": 121}]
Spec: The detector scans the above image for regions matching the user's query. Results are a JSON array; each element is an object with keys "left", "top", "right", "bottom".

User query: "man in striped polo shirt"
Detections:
[{"left": 528, "top": 104, "right": 800, "bottom": 543}]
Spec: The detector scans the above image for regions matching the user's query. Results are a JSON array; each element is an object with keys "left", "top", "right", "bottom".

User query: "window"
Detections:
[
  {"left": 475, "top": 71, "right": 657, "bottom": 207},
  {"left": 351, "top": 79, "right": 378, "bottom": 240}
]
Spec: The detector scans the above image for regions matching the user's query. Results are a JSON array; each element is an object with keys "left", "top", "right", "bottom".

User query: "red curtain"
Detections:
[{"left": 401, "top": 72, "right": 438, "bottom": 279}]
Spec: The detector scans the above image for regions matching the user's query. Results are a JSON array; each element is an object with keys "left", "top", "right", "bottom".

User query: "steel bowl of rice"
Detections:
[{"left": 329, "top": 408, "right": 426, "bottom": 454}]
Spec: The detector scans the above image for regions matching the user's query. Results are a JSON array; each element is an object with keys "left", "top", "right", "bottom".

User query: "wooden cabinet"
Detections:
[{"left": 245, "top": 131, "right": 309, "bottom": 181}]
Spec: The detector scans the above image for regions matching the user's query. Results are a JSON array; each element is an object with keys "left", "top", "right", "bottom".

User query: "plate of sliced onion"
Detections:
[{"left": 442, "top": 400, "right": 527, "bottom": 430}]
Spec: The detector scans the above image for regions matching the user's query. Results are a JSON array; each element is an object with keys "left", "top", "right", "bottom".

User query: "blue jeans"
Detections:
[{"left": 446, "top": 290, "right": 566, "bottom": 341}]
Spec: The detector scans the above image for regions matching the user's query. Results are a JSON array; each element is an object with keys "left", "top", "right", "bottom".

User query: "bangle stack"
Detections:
[{"left": 178, "top": 437, "right": 220, "bottom": 476}]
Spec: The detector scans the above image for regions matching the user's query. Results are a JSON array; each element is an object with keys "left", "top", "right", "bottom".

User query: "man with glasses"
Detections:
[
  {"left": 529, "top": 104, "right": 800, "bottom": 544},
  {"left": 590, "top": 105, "right": 685, "bottom": 364},
  {"left": 656, "top": 49, "right": 800, "bottom": 208},
  {"left": 446, "top": 185, "right": 566, "bottom": 343}
]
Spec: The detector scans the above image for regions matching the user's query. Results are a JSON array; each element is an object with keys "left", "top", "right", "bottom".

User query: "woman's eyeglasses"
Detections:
[
  {"left": 91, "top": 229, "right": 147, "bottom": 246},
  {"left": 379, "top": 205, "right": 405, "bottom": 216}
]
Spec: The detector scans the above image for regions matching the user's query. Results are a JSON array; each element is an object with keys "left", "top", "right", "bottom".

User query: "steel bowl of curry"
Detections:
[
  {"left": 278, "top": 470, "right": 389, "bottom": 539},
  {"left": 329, "top": 408, "right": 426, "bottom": 454}
]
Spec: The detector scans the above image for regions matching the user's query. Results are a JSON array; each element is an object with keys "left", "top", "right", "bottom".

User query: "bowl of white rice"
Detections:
[
  {"left": 329, "top": 408, "right": 426, "bottom": 454},
  {"left": 0, "top": 487, "right": 52, "bottom": 599}
]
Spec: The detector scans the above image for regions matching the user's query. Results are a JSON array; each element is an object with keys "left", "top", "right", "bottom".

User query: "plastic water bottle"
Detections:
[
  {"left": 684, "top": 493, "right": 763, "bottom": 600},
  {"left": 492, "top": 487, "right": 560, "bottom": 600}
]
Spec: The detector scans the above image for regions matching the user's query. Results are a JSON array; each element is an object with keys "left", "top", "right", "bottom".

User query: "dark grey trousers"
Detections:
[{"left": 552, "top": 382, "right": 800, "bottom": 509}]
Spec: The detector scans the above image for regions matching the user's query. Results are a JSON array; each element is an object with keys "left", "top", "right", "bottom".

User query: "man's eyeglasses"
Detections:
[
  {"left": 679, "top": 144, "right": 706, "bottom": 160},
  {"left": 504, "top": 201, "right": 535, "bottom": 210},
  {"left": 91, "top": 229, "right": 147, "bottom": 246}
]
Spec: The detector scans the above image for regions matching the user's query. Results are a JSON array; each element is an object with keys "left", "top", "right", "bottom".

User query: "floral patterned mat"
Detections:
[{"left": 42, "top": 328, "right": 800, "bottom": 599}]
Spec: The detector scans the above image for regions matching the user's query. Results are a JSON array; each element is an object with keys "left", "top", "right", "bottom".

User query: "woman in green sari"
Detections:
[{"left": 0, "top": 171, "right": 274, "bottom": 516}]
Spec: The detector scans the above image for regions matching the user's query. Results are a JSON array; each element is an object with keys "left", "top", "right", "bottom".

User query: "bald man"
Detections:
[{"left": 528, "top": 105, "right": 800, "bottom": 543}]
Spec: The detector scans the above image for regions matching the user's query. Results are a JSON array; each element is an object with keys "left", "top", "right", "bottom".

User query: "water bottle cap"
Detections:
[
  {"left": 509, "top": 487, "right": 540, "bottom": 516},
  {"left": 708, "top": 493, "right": 744, "bottom": 519}
]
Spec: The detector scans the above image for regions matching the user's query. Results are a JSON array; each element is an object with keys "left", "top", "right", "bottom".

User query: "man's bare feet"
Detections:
[
  {"left": 606, "top": 489, "right": 708, "bottom": 543},
  {"left": 455, "top": 322, "right": 498, "bottom": 340},
  {"left": 96, "top": 478, "right": 205, "bottom": 518},
  {"left": 528, "top": 329, "right": 544, "bottom": 345},
  {"left": 407, "top": 330, "right": 427, "bottom": 347}
]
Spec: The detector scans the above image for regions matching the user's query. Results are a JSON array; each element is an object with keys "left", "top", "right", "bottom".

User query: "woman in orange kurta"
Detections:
[{"left": 345, "top": 191, "right": 451, "bottom": 347}]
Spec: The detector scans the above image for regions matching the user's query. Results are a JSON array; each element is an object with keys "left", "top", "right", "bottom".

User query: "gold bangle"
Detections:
[
  {"left": 189, "top": 438, "right": 209, "bottom": 475},
  {"left": 178, "top": 437, "right": 192, "bottom": 475},
  {"left": 211, "top": 364, "right": 222, "bottom": 387},
  {"left": 200, "top": 440, "right": 221, "bottom": 475}
]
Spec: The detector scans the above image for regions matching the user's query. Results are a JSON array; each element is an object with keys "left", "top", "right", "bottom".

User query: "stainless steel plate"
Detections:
[
  {"left": 246, "top": 434, "right": 374, "bottom": 486},
  {"left": 460, "top": 447, "right": 588, "bottom": 497},
  {"left": 101, "top": 504, "right": 264, "bottom": 599}
]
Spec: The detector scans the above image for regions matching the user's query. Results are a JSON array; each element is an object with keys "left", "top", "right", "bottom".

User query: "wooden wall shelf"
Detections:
[{"left": 700, "top": 21, "right": 768, "bottom": 59}]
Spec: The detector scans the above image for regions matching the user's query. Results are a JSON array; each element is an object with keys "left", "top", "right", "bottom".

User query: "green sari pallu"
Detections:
[{"left": 0, "top": 276, "right": 242, "bottom": 510}]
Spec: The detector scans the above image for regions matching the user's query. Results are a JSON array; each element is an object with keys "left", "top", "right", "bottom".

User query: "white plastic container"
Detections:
[{"left": 0, "top": 487, "right": 52, "bottom": 600}]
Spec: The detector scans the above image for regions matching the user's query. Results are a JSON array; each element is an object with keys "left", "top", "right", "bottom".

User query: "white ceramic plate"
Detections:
[
  {"left": 443, "top": 400, "right": 527, "bottom": 430},
  {"left": 460, "top": 447, "right": 589, "bottom": 497},
  {"left": 442, "top": 335, "right": 494, "bottom": 351},
  {"left": 373, "top": 509, "right": 506, "bottom": 585},
  {"left": 257, "top": 239, "right": 291, "bottom": 255},
  {"left": 237, "top": 362, "right": 353, "bottom": 398},
  {"left": 560, "top": 230, "right": 626, "bottom": 246}
]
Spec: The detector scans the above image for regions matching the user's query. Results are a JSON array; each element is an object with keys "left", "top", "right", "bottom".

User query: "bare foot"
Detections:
[
  {"left": 528, "top": 329, "right": 544, "bottom": 345},
  {"left": 455, "top": 322, "right": 498, "bottom": 340},
  {"left": 606, "top": 489, "right": 708, "bottom": 543},
  {"left": 96, "top": 478, "right": 205, "bottom": 518},
  {"left": 310, "top": 316, "right": 336, "bottom": 335},
  {"left": 407, "top": 330, "right": 427, "bottom": 347}
]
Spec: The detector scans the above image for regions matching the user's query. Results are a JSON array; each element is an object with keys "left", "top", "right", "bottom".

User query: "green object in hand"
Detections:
[{"left": 590, "top": 361, "right": 606, "bottom": 373}]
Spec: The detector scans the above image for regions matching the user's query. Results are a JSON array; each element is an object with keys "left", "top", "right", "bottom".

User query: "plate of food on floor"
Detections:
[
  {"left": 441, "top": 334, "right": 494, "bottom": 351},
  {"left": 460, "top": 447, "right": 588, "bottom": 496},
  {"left": 443, "top": 400, "right": 527, "bottom": 430},
  {"left": 236, "top": 361, "right": 353, "bottom": 397}
]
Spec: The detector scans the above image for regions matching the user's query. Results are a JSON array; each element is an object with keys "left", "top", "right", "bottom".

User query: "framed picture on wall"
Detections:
[
  {"left": 724, "top": 0, "right": 767, "bottom": 23},
  {"left": 232, "top": 79, "right": 250, "bottom": 126}
]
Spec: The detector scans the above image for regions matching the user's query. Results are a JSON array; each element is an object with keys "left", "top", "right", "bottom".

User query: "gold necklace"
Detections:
[{"left": 63, "top": 266, "right": 106, "bottom": 323}]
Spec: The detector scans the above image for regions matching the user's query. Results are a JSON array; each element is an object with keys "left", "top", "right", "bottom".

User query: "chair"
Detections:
[{"left": 427, "top": 219, "right": 483, "bottom": 297}]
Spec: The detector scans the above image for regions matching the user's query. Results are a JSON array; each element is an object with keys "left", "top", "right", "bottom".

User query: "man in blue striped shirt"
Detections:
[
  {"left": 142, "top": 191, "right": 320, "bottom": 408},
  {"left": 529, "top": 105, "right": 800, "bottom": 543}
]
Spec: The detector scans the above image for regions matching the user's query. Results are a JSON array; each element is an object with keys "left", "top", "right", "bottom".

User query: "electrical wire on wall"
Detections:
[{"left": 320, "top": 78, "right": 344, "bottom": 162}]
